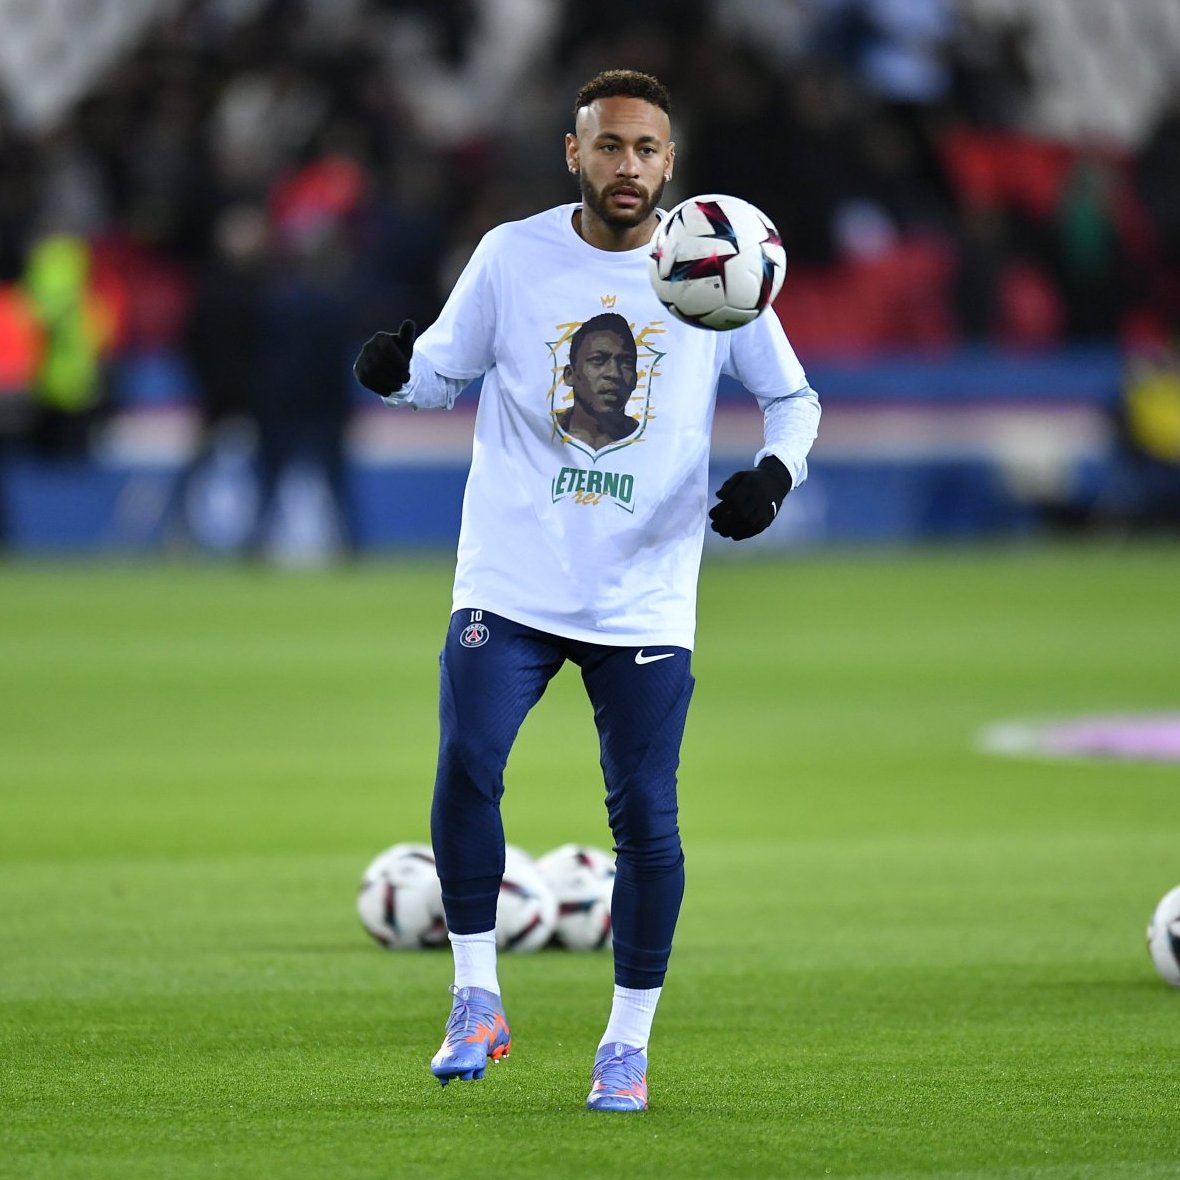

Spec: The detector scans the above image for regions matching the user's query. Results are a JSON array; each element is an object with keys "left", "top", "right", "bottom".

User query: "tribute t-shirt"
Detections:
[{"left": 389, "top": 203, "right": 820, "bottom": 650}]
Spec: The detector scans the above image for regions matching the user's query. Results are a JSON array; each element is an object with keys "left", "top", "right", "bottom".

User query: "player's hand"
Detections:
[
  {"left": 708, "top": 455, "right": 793, "bottom": 541},
  {"left": 353, "top": 319, "right": 416, "bottom": 396}
]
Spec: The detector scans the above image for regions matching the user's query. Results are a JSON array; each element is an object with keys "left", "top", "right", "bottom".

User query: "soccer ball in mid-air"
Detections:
[
  {"left": 648, "top": 193, "right": 786, "bottom": 331},
  {"left": 357, "top": 842, "right": 448, "bottom": 949},
  {"left": 496, "top": 845, "right": 558, "bottom": 952},
  {"left": 537, "top": 843, "right": 615, "bottom": 951},
  {"left": 1147, "top": 884, "right": 1180, "bottom": 987}
]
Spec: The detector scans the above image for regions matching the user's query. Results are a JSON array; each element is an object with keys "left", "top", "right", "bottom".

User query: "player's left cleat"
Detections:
[
  {"left": 430, "top": 985, "right": 512, "bottom": 1086},
  {"left": 585, "top": 1042, "right": 648, "bottom": 1112}
]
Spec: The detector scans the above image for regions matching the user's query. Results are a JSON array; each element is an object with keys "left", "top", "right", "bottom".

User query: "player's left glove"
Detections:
[{"left": 708, "top": 455, "right": 793, "bottom": 541}]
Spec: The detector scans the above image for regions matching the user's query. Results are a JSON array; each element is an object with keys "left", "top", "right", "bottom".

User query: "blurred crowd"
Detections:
[{"left": 1, "top": 0, "right": 1179, "bottom": 546}]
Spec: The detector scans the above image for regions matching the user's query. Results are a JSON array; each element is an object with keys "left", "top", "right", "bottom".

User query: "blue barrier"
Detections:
[{"left": 0, "top": 347, "right": 1126, "bottom": 554}]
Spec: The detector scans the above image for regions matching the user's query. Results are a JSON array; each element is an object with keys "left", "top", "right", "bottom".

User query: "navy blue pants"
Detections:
[{"left": 431, "top": 609, "right": 692, "bottom": 989}]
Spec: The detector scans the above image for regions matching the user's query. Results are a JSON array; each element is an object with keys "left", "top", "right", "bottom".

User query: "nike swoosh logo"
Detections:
[{"left": 635, "top": 650, "right": 675, "bottom": 665}]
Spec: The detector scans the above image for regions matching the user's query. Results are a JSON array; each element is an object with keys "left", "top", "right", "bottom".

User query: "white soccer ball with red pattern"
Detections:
[
  {"left": 357, "top": 842, "right": 449, "bottom": 949},
  {"left": 537, "top": 843, "right": 615, "bottom": 951},
  {"left": 496, "top": 845, "right": 558, "bottom": 953},
  {"left": 648, "top": 193, "right": 786, "bottom": 331},
  {"left": 1147, "top": 884, "right": 1180, "bottom": 987}
]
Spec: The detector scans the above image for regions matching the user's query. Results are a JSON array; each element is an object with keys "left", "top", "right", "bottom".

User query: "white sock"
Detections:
[
  {"left": 598, "top": 985, "right": 662, "bottom": 1053},
  {"left": 449, "top": 929, "right": 499, "bottom": 995}
]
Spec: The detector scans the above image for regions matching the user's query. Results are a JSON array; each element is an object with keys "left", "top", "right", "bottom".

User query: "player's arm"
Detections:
[
  {"left": 353, "top": 319, "right": 469, "bottom": 411},
  {"left": 354, "top": 225, "right": 501, "bottom": 410},
  {"left": 708, "top": 384, "right": 819, "bottom": 540},
  {"left": 709, "top": 318, "right": 821, "bottom": 541},
  {"left": 752, "top": 382, "right": 821, "bottom": 492}
]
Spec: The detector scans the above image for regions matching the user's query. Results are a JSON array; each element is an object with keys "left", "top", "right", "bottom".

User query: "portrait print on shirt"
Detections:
[{"left": 549, "top": 312, "right": 664, "bottom": 460}]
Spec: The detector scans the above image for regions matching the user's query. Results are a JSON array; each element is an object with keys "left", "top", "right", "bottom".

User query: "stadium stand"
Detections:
[{"left": 0, "top": 0, "right": 1177, "bottom": 553}]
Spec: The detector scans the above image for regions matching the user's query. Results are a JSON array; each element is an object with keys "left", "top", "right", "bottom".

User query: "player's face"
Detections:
[
  {"left": 565, "top": 330, "right": 638, "bottom": 416},
  {"left": 567, "top": 97, "right": 674, "bottom": 231}
]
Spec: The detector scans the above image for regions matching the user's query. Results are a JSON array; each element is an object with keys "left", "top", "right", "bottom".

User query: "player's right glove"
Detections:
[{"left": 353, "top": 319, "right": 416, "bottom": 397}]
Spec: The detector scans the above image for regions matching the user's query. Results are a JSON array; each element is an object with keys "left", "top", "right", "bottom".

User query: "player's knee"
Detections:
[
  {"left": 614, "top": 829, "right": 683, "bottom": 879},
  {"left": 435, "top": 734, "right": 508, "bottom": 803}
]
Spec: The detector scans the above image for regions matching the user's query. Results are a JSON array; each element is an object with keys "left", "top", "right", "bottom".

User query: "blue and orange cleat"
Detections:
[
  {"left": 430, "top": 985, "right": 512, "bottom": 1085},
  {"left": 585, "top": 1042, "right": 648, "bottom": 1112}
]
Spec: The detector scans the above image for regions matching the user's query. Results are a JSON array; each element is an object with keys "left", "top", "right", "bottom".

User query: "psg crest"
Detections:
[{"left": 460, "top": 622, "right": 489, "bottom": 648}]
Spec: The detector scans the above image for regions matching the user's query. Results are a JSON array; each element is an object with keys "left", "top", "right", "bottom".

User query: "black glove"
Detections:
[
  {"left": 708, "top": 455, "right": 793, "bottom": 541},
  {"left": 353, "top": 319, "right": 416, "bottom": 396}
]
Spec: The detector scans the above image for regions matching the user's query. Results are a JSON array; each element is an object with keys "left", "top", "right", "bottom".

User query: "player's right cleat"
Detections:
[{"left": 430, "top": 985, "right": 512, "bottom": 1085}]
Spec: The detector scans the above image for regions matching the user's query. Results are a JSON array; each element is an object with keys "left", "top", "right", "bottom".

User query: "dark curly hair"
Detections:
[
  {"left": 572, "top": 70, "right": 671, "bottom": 122},
  {"left": 568, "top": 312, "right": 637, "bottom": 366}
]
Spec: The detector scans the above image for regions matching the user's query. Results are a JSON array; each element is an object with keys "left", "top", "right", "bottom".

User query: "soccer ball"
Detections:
[
  {"left": 496, "top": 845, "right": 558, "bottom": 953},
  {"left": 1146, "top": 884, "right": 1180, "bottom": 987},
  {"left": 537, "top": 843, "right": 615, "bottom": 951},
  {"left": 357, "top": 842, "right": 448, "bottom": 949},
  {"left": 648, "top": 193, "right": 786, "bottom": 331}
]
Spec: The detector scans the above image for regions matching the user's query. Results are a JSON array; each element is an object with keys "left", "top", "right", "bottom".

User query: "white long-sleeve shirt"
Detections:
[{"left": 385, "top": 203, "right": 820, "bottom": 649}]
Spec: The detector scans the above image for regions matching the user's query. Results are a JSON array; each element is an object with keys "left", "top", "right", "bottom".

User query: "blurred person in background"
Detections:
[
  {"left": 1049, "top": 152, "right": 1133, "bottom": 341},
  {"left": 178, "top": 202, "right": 267, "bottom": 554},
  {"left": 22, "top": 233, "right": 112, "bottom": 461},
  {"left": 1135, "top": 87, "right": 1180, "bottom": 338},
  {"left": 252, "top": 153, "right": 367, "bottom": 561},
  {"left": 1093, "top": 338, "right": 1180, "bottom": 533},
  {"left": 0, "top": 114, "right": 41, "bottom": 548},
  {"left": 353, "top": 67, "right": 820, "bottom": 1113}
]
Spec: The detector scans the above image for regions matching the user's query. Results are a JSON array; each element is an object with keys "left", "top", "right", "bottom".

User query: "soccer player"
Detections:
[{"left": 353, "top": 68, "right": 820, "bottom": 1113}]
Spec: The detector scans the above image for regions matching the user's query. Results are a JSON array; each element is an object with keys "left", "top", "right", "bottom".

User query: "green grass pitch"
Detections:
[{"left": 2, "top": 543, "right": 1179, "bottom": 1179}]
